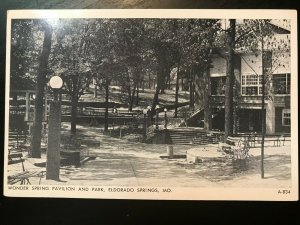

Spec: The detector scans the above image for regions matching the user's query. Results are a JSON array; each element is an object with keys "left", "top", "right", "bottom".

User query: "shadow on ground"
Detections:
[
  {"left": 175, "top": 154, "right": 291, "bottom": 182},
  {"left": 67, "top": 152, "right": 291, "bottom": 184}
]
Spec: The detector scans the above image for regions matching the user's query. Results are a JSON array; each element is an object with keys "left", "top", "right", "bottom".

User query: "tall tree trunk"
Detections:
[
  {"left": 192, "top": 72, "right": 195, "bottom": 109},
  {"left": 233, "top": 55, "right": 241, "bottom": 134},
  {"left": 125, "top": 73, "right": 132, "bottom": 111},
  {"left": 164, "top": 76, "right": 170, "bottom": 91},
  {"left": 152, "top": 84, "right": 160, "bottom": 115},
  {"left": 174, "top": 58, "right": 180, "bottom": 118},
  {"left": 189, "top": 69, "right": 194, "bottom": 109},
  {"left": 70, "top": 74, "right": 79, "bottom": 135},
  {"left": 127, "top": 86, "right": 132, "bottom": 111},
  {"left": 104, "top": 79, "right": 109, "bottom": 131},
  {"left": 135, "top": 73, "right": 140, "bottom": 106},
  {"left": 261, "top": 51, "right": 266, "bottom": 178},
  {"left": 127, "top": 86, "right": 133, "bottom": 112},
  {"left": 160, "top": 72, "right": 166, "bottom": 94},
  {"left": 151, "top": 65, "right": 164, "bottom": 117},
  {"left": 129, "top": 85, "right": 136, "bottom": 112},
  {"left": 136, "top": 85, "right": 139, "bottom": 106},
  {"left": 160, "top": 67, "right": 170, "bottom": 94},
  {"left": 148, "top": 71, "right": 151, "bottom": 89},
  {"left": 94, "top": 80, "right": 98, "bottom": 98},
  {"left": 224, "top": 19, "right": 236, "bottom": 139},
  {"left": 203, "top": 66, "right": 212, "bottom": 130},
  {"left": 260, "top": 30, "right": 266, "bottom": 179},
  {"left": 30, "top": 24, "right": 52, "bottom": 158},
  {"left": 142, "top": 80, "right": 145, "bottom": 92},
  {"left": 70, "top": 94, "right": 78, "bottom": 135}
]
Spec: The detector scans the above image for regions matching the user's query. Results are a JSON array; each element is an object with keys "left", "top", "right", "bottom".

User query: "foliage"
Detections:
[
  {"left": 11, "top": 18, "right": 221, "bottom": 134},
  {"left": 10, "top": 20, "right": 43, "bottom": 90},
  {"left": 52, "top": 19, "right": 94, "bottom": 99},
  {"left": 235, "top": 19, "right": 291, "bottom": 96}
]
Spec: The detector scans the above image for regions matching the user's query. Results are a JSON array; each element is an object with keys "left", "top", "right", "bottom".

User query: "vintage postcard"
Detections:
[{"left": 4, "top": 9, "right": 298, "bottom": 200}]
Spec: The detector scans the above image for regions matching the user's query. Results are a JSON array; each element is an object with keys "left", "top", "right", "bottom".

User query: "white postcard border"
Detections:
[{"left": 4, "top": 9, "right": 298, "bottom": 201}]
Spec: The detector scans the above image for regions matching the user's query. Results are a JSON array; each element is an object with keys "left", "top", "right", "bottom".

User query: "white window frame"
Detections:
[
  {"left": 273, "top": 73, "right": 291, "bottom": 95},
  {"left": 282, "top": 108, "right": 291, "bottom": 126},
  {"left": 241, "top": 74, "right": 262, "bottom": 96}
]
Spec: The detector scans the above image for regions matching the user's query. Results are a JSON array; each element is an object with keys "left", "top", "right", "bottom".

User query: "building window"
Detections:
[
  {"left": 211, "top": 76, "right": 226, "bottom": 95},
  {"left": 273, "top": 73, "right": 290, "bottom": 95},
  {"left": 282, "top": 108, "right": 290, "bottom": 126},
  {"left": 241, "top": 74, "right": 262, "bottom": 95}
]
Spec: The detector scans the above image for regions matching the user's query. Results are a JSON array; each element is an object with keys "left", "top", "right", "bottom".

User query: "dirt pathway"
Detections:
[{"left": 56, "top": 124, "right": 292, "bottom": 188}]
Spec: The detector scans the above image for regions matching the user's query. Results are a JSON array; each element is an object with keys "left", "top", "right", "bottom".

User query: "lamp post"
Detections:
[
  {"left": 46, "top": 75, "right": 63, "bottom": 181},
  {"left": 164, "top": 107, "right": 172, "bottom": 157},
  {"left": 155, "top": 104, "right": 159, "bottom": 129},
  {"left": 164, "top": 108, "right": 168, "bottom": 129},
  {"left": 147, "top": 106, "right": 151, "bottom": 113},
  {"left": 143, "top": 108, "right": 148, "bottom": 142},
  {"left": 147, "top": 106, "right": 151, "bottom": 126}
]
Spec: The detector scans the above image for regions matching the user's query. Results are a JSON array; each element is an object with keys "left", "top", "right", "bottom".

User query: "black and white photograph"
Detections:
[{"left": 3, "top": 9, "right": 298, "bottom": 200}]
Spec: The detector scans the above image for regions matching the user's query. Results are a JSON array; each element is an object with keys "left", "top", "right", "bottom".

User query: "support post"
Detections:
[
  {"left": 266, "top": 74, "right": 275, "bottom": 134},
  {"left": 46, "top": 100, "right": 61, "bottom": 181},
  {"left": 44, "top": 93, "right": 48, "bottom": 122},
  {"left": 155, "top": 110, "right": 159, "bottom": 129},
  {"left": 25, "top": 92, "right": 30, "bottom": 122},
  {"left": 166, "top": 145, "right": 173, "bottom": 158},
  {"left": 143, "top": 114, "right": 147, "bottom": 142},
  {"left": 93, "top": 79, "right": 98, "bottom": 98},
  {"left": 164, "top": 109, "right": 167, "bottom": 129}
]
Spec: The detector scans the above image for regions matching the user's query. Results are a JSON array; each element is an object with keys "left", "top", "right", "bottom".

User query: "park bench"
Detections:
[
  {"left": 226, "top": 133, "right": 287, "bottom": 148},
  {"left": 219, "top": 136, "right": 250, "bottom": 160},
  {"left": 85, "top": 107, "right": 138, "bottom": 117},
  {"left": 7, "top": 152, "right": 45, "bottom": 185},
  {"left": 85, "top": 107, "right": 106, "bottom": 116},
  {"left": 117, "top": 109, "right": 138, "bottom": 117},
  {"left": 219, "top": 136, "right": 241, "bottom": 152},
  {"left": 243, "top": 134, "right": 286, "bottom": 147},
  {"left": 61, "top": 134, "right": 100, "bottom": 149},
  {"left": 263, "top": 135, "right": 286, "bottom": 147}
]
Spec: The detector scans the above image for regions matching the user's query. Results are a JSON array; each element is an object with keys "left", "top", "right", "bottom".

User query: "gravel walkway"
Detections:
[{"left": 40, "top": 124, "right": 292, "bottom": 188}]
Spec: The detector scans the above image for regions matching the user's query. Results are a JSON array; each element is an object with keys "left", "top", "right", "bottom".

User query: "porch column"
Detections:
[
  {"left": 44, "top": 93, "right": 48, "bottom": 122},
  {"left": 266, "top": 100, "right": 275, "bottom": 134},
  {"left": 25, "top": 91, "right": 30, "bottom": 121},
  {"left": 266, "top": 74, "right": 275, "bottom": 134}
]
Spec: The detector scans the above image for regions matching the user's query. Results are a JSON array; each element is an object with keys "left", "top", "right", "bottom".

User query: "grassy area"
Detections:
[{"left": 81, "top": 85, "right": 190, "bottom": 108}]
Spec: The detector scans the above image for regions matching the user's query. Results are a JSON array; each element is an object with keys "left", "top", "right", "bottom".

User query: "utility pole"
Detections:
[
  {"left": 224, "top": 19, "right": 236, "bottom": 139},
  {"left": 260, "top": 21, "right": 265, "bottom": 179}
]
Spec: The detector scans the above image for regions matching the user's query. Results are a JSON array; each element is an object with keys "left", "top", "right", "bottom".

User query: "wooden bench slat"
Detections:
[
  {"left": 8, "top": 152, "right": 45, "bottom": 185},
  {"left": 8, "top": 153, "right": 23, "bottom": 159},
  {"left": 10, "top": 171, "right": 43, "bottom": 179},
  {"left": 8, "top": 171, "right": 30, "bottom": 179},
  {"left": 219, "top": 136, "right": 250, "bottom": 160}
]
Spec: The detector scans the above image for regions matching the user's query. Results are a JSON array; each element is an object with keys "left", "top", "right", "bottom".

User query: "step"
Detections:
[
  {"left": 170, "top": 135, "right": 216, "bottom": 138},
  {"left": 9, "top": 135, "right": 27, "bottom": 139}
]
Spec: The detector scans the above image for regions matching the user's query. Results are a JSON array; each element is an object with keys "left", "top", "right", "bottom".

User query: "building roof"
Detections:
[{"left": 269, "top": 19, "right": 291, "bottom": 32}]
